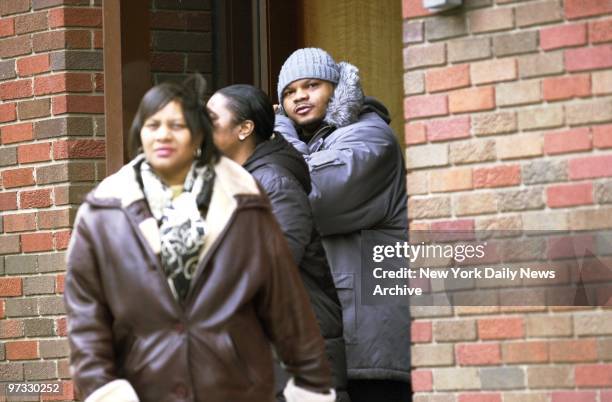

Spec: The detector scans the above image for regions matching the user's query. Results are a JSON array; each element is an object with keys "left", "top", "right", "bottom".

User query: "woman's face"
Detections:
[
  {"left": 207, "top": 93, "right": 244, "bottom": 161},
  {"left": 140, "top": 100, "right": 200, "bottom": 185}
]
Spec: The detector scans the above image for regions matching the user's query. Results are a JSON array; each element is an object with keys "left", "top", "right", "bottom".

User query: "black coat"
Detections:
[{"left": 243, "top": 134, "right": 348, "bottom": 399}]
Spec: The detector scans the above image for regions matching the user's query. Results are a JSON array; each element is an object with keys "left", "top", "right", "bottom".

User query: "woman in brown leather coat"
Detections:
[{"left": 64, "top": 76, "right": 335, "bottom": 402}]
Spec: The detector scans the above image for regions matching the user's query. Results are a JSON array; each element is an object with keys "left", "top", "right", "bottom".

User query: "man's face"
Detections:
[{"left": 281, "top": 78, "right": 334, "bottom": 132}]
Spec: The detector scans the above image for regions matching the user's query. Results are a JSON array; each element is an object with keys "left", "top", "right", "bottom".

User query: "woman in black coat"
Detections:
[{"left": 207, "top": 84, "right": 349, "bottom": 402}]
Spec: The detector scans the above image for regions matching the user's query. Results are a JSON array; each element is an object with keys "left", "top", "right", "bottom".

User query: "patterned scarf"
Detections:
[{"left": 140, "top": 160, "right": 215, "bottom": 301}]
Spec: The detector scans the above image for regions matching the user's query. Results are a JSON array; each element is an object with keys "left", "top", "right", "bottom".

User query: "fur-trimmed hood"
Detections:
[{"left": 278, "top": 61, "right": 365, "bottom": 129}]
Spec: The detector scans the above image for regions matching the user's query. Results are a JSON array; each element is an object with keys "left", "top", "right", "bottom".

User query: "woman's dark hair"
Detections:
[
  {"left": 214, "top": 84, "right": 274, "bottom": 144},
  {"left": 129, "top": 74, "right": 219, "bottom": 165}
]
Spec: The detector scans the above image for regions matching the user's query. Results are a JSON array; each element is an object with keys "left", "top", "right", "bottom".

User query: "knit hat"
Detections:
[{"left": 277, "top": 48, "right": 340, "bottom": 103}]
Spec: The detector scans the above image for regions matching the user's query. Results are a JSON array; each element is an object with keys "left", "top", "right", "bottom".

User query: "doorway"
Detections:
[{"left": 265, "top": 0, "right": 404, "bottom": 140}]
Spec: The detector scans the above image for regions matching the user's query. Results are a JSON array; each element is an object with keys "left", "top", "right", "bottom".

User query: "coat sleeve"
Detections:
[
  {"left": 260, "top": 174, "right": 312, "bottom": 265},
  {"left": 287, "top": 115, "right": 402, "bottom": 237},
  {"left": 254, "top": 212, "right": 332, "bottom": 393},
  {"left": 64, "top": 208, "right": 120, "bottom": 399}
]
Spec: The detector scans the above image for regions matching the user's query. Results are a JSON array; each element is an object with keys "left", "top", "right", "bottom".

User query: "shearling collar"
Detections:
[
  {"left": 88, "top": 155, "right": 260, "bottom": 208},
  {"left": 278, "top": 61, "right": 364, "bottom": 129}
]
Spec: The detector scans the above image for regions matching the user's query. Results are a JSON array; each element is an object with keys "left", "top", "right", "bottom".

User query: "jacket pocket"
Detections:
[
  {"left": 333, "top": 273, "right": 357, "bottom": 345},
  {"left": 217, "top": 331, "right": 258, "bottom": 387},
  {"left": 308, "top": 152, "right": 343, "bottom": 171}
]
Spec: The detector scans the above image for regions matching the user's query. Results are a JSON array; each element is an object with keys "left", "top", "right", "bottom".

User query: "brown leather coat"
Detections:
[{"left": 64, "top": 156, "right": 332, "bottom": 402}]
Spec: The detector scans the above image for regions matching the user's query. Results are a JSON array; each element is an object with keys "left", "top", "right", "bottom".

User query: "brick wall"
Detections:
[
  {"left": 0, "top": 0, "right": 104, "bottom": 399},
  {"left": 403, "top": 0, "right": 612, "bottom": 400},
  {"left": 149, "top": 0, "right": 212, "bottom": 86}
]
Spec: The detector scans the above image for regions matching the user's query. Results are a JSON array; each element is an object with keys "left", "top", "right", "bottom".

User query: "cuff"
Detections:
[
  {"left": 85, "top": 379, "right": 139, "bottom": 402},
  {"left": 283, "top": 378, "right": 336, "bottom": 402}
]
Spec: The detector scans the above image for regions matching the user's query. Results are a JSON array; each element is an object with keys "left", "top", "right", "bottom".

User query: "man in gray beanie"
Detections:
[{"left": 275, "top": 48, "right": 412, "bottom": 402}]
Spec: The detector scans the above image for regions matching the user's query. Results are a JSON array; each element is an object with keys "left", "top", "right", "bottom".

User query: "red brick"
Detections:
[
  {"left": 2, "top": 167, "right": 34, "bottom": 188},
  {"left": 503, "top": 341, "right": 548, "bottom": 363},
  {"left": 566, "top": 45, "right": 612, "bottom": 72},
  {"left": 404, "top": 94, "right": 448, "bottom": 120},
  {"left": 54, "top": 229, "right": 71, "bottom": 250},
  {"left": 0, "top": 277, "right": 22, "bottom": 296},
  {"left": 550, "top": 339, "right": 598, "bottom": 362},
  {"left": 449, "top": 87, "right": 495, "bottom": 114},
  {"left": 0, "top": 192, "right": 17, "bottom": 211},
  {"left": 474, "top": 165, "right": 520, "bottom": 188},
  {"left": 151, "top": 52, "right": 184, "bottom": 73},
  {"left": 478, "top": 317, "right": 524, "bottom": 339},
  {"left": 541, "top": 23, "right": 587, "bottom": 50},
  {"left": 17, "top": 142, "right": 51, "bottom": 163},
  {"left": 552, "top": 391, "right": 597, "bottom": 402},
  {"left": 4, "top": 212, "right": 36, "bottom": 232},
  {"left": 16, "top": 54, "right": 50, "bottom": 77},
  {"left": 56, "top": 274, "right": 65, "bottom": 295},
  {"left": 426, "top": 116, "right": 471, "bottom": 142},
  {"left": 56, "top": 316, "right": 67, "bottom": 336},
  {"left": 402, "top": 0, "right": 433, "bottom": 19},
  {"left": 93, "top": 29, "right": 102, "bottom": 49},
  {"left": 6, "top": 340, "right": 38, "bottom": 360},
  {"left": 569, "top": 155, "right": 612, "bottom": 179},
  {"left": 547, "top": 234, "right": 595, "bottom": 260},
  {"left": 20, "top": 189, "right": 52, "bottom": 208},
  {"left": 0, "top": 319, "right": 24, "bottom": 338},
  {"left": 576, "top": 364, "right": 612, "bottom": 387},
  {"left": 44, "top": 380, "right": 75, "bottom": 401},
  {"left": 565, "top": 0, "right": 612, "bottom": 19},
  {"left": 21, "top": 232, "right": 54, "bottom": 253},
  {"left": 426, "top": 64, "right": 470, "bottom": 93},
  {"left": 458, "top": 394, "right": 502, "bottom": 402},
  {"left": 544, "top": 127, "right": 592, "bottom": 154},
  {"left": 456, "top": 343, "right": 501, "bottom": 365},
  {"left": 1, "top": 122, "right": 33, "bottom": 144},
  {"left": 0, "top": 301, "right": 4, "bottom": 318},
  {"left": 469, "top": 7, "right": 514, "bottom": 33},
  {"left": 411, "top": 321, "right": 432, "bottom": 343},
  {"left": 49, "top": 7, "right": 102, "bottom": 28},
  {"left": 411, "top": 370, "right": 432, "bottom": 392},
  {"left": 404, "top": 122, "right": 426, "bottom": 145},
  {"left": 33, "top": 30, "right": 90, "bottom": 52},
  {"left": 547, "top": 182, "right": 593, "bottom": 208},
  {"left": 52, "top": 95, "right": 104, "bottom": 114},
  {"left": 94, "top": 73, "right": 103, "bottom": 92},
  {"left": 53, "top": 139, "right": 105, "bottom": 159},
  {"left": 594, "top": 124, "right": 612, "bottom": 148},
  {"left": 590, "top": 19, "right": 612, "bottom": 44},
  {"left": 543, "top": 74, "right": 591, "bottom": 102},
  {"left": 0, "top": 78, "right": 33, "bottom": 100},
  {"left": 0, "top": 18, "right": 15, "bottom": 37},
  {"left": 34, "top": 73, "right": 93, "bottom": 95},
  {"left": 0, "top": 103, "right": 17, "bottom": 123}
]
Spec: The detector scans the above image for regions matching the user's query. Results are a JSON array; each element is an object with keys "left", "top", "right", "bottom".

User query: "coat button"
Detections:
[
  {"left": 175, "top": 323, "right": 185, "bottom": 333},
  {"left": 174, "top": 384, "right": 188, "bottom": 398}
]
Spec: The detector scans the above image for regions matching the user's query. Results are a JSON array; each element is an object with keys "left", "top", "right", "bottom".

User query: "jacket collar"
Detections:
[{"left": 86, "top": 155, "right": 261, "bottom": 258}]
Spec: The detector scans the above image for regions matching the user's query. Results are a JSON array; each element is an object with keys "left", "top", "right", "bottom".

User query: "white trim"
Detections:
[{"left": 85, "top": 379, "right": 139, "bottom": 402}]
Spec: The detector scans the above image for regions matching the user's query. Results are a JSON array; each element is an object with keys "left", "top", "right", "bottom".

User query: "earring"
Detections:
[
  {"left": 238, "top": 134, "right": 246, "bottom": 141},
  {"left": 194, "top": 148, "right": 202, "bottom": 158}
]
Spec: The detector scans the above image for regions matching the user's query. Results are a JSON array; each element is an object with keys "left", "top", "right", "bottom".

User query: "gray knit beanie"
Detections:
[{"left": 277, "top": 48, "right": 340, "bottom": 103}]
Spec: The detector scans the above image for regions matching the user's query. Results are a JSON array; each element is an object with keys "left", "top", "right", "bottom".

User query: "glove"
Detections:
[
  {"left": 85, "top": 379, "right": 139, "bottom": 402},
  {"left": 283, "top": 378, "right": 336, "bottom": 402}
]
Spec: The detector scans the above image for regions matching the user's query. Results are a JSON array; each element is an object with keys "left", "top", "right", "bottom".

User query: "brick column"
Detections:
[
  {"left": 0, "top": 0, "right": 104, "bottom": 399},
  {"left": 402, "top": 0, "right": 612, "bottom": 400}
]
